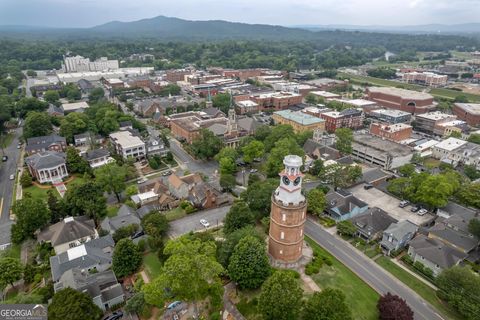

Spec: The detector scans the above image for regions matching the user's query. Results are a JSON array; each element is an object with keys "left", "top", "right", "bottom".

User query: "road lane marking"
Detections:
[{"left": 0, "top": 198, "right": 3, "bottom": 218}]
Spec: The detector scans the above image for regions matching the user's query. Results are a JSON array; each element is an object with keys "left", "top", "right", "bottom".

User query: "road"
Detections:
[
  {"left": 168, "top": 207, "right": 444, "bottom": 320},
  {"left": 168, "top": 206, "right": 231, "bottom": 238},
  {"left": 305, "top": 218, "right": 444, "bottom": 320},
  {"left": 168, "top": 138, "right": 219, "bottom": 177},
  {"left": 0, "top": 127, "right": 23, "bottom": 249}
]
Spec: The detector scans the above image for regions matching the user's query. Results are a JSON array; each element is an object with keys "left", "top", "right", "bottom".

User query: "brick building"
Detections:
[
  {"left": 369, "top": 123, "right": 413, "bottom": 142},
  {"left": 402, "top": 72, "right": 448, "bottom": 87},
  {"left": 165, "top": 69, "right": 191, "bottom": 83},
  {"left": 415, "top": 112, "right": 458, "bottom": 134},
  {"left": 272, "top": 110, "right": 325, "bottom": 133},
  {"left": 251, "top": 92, "right": 302, "bottom": 111},
  {"left": 320, "top": 109, "right": 363, "bottom": 132},
  {"left": 453, "top": 103, "right": 480, "bottom": 126},
  {"left": 366, "top": 87, "right": 435, "bottom": 114}
]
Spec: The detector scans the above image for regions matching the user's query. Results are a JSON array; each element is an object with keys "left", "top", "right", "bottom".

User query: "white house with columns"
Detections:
[{"left": 25, "top": 151, "right": 69, "bottom": 184}]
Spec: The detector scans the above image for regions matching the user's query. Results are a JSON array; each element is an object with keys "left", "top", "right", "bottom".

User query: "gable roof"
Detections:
[
  {"left": 84, "top": 148, "right": 110, "bottom": 161},
  {"left": 350, "top": 207, "right": 398, "bottom": 237},
  {"left": 37, "top": 216, "right": 95, "bottom": 246},
  {"left": 202, "top": 107, "right": 224, "bottom": 118},
  {"left": 100, "top": 204, "right": 141, "bottom": 232},
  {"left": 237, "top": 117, "right": 261, "bottom": 133},
  {"left": 25, "top": 151, "right": 66, "bottom": 170},
  {"left": 429, "top": 224, "right": 478, "bottom": 253},
  {"left": 25, "top": 134, "right": 66, "bottom": 152},
  {"left": 325, "top": 189, "right": 368, "bottom": 217},
  {"left": 303, "top": 139, "right": 322, "bottom": 156},
  {"left": 384, "top": 220, "right": 418, "bottom": 240},
  {"left": 363, "top": 168, "right": 391, "bottom": 184},
  {"left": 168, "top": 174, "right": 186, "bottom": 189},
  {"left": 409, "top": 234, "right": 467, "bottom": 269}
]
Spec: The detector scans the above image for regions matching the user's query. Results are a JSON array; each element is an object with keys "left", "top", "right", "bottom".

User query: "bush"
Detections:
[
  {"left": 401, "top": 254, "right": 413, "bottom": 265},
  {"left": 137, "top": 239, "right": 146, "bottom": 252},
  {"left": 20, "top": 171, "right": 32, "bottom": 188},
  {"left": 209, "top": 311, "right": 221, "bottom": 320}
]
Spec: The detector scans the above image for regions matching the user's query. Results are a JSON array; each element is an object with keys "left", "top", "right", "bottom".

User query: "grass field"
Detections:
[
  {"left": 339, "top": 73, "right": 480, "bottom": 102},
  {"left": 165, "top": 207, "right": 187, "bottom": 222},
  {"left": 306, "top": 237, "right": 380, "bottom": 320},
  {"left": 376, "top": 256, "right": 462, "bottom": 320},
  {"left": 23, "top": 184, "right": 57, "bottom": 200},
  {"left": 143, "top": 252, "right": 163, "bottom": 280}
]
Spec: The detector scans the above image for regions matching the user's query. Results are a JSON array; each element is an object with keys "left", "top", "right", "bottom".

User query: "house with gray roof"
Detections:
[
  {"left": 325, "top": 189, "right": 369, "bottom": 221},
  {"left": 54, "top": 268, "right": 124, "bottom": 311},
  {"left": 83, "top": 148, "right": 114, "bottom": 169},
  {"left": 25, "top": 151, "right": 68, "bottom": 184},
  {"left": 407, "top": 234, "right": 467, "bottom": 276},
  {"left": 146, "top": 136, "right": 167, "bottom": 156},
  {"left": 362, "top": 168, "right": 392, "bottom": 186},
  {"left": 47, "top": 104, "right": 64, "bottom": 117},
  {"left": 37, "top": 216, "right": 97, "bottom": 254},
  {"left": 50, "top": 235, "right": 114, "bottom": 282},
  {"left": 100, "top": 204, "right": 141, "bottom": 235},
  {"left": 437, "top": 202, "right": 478, "bottom": 219},
  {"left": 74, "top": 132, "right": 104, "bottom": 147},
  {"left": 77, "top": 79, "right": 94, "bottom": 94},
  {"left": 25, "top": 134, "right": 66, "bottom": 155},
  {"left": 350, "top": 207, "right": 398, "bottom": 242},
  {"left": 380, "top": 220, "right": 418, "bottom": 255}
]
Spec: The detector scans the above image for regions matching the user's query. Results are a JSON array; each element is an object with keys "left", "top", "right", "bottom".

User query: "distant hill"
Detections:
[{"left": 294, "top": 23, "right": 480, "bottom": 35}]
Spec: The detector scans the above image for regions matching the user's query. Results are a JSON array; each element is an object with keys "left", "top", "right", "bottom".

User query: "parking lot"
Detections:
[{"left": 348, "top": 184, "right": 433, "bottom": 226}]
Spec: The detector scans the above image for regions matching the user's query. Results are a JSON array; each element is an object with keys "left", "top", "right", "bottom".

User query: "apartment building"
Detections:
[
  {"left": 415, "top": 112, "right": 458, "bottom": 134},
  {"left": 369, "top": 123, "right": 413, "bottom": 142},
  {"left": 109, "top": 131, "right": 146, "bottom": 160},
  {"left": 62, "top": 55, "right": 119, "bottom": 73},
  {"left": 369, "top": 109, "right": 412, "bottom": 124},
  {"left": 320, "top": 109, "right": 363, "bottom": 132},
  {"left": 402, "top": 72, "right": 448, "bottom": 87}
]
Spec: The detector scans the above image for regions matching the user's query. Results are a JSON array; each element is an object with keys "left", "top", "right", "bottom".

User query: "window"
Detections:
[
  {"left": 282, "top": 213, "right": 286, "bottom": 222},
  {"left": 279, "top": 250, "right": 283, "bottom": 255},
  {"left": 300, "top": 229, "right": 303, "bottom": 236},
  {"left": 280, "top": 232, "right": 285, "bottom": 240}
]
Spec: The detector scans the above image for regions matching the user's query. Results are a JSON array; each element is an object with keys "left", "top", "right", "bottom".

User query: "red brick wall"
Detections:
[
  {"left": 367, "top": 90, "right": 434, "bottom": 114},
  {"left": 453, "top": 104, "right": 480, "bottom": 126},
  {"left": 370, "top": 123, "right": 412, "bottom": 142}
]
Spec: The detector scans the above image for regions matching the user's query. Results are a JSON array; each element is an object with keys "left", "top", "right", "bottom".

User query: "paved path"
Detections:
[
  {"left": 168, "top": 206, "right": 231, "bottom": 238},
  {"left": 305, "top": 218, "right": 444, "bottom": 320},
  {"left": 223, "top": 283, "right": 245, "bottom": 320}
]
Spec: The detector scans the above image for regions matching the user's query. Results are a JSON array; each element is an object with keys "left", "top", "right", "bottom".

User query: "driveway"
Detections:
[
  {"left": 167, "top": 206, "right": 231, "bottom": 238},
  {"left": 348, "top": 184, "right": 433, "bottom": 226}
]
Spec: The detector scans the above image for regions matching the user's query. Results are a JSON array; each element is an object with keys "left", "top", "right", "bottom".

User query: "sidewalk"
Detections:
[
  {"left": 391, "top": 257, "right": 438, "bottom": 290},
  {"left": 223, "top": 282, "right": 245, "bottom": 320}
]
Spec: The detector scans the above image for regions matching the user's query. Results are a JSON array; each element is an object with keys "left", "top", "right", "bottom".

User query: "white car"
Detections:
[
  {"left": 417, "top": 209, "right": 428, "bottom": 216},
  {"left": 9, "top": 174, "right": 14, "bottom": 180},
  {"left": 200, "top": 219, "right": 210, "bottom": 228}
]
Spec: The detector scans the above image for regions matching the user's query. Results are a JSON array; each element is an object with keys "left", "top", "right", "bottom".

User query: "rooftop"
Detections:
[
  {"left": 373, "top": 123, "right": 412, "bottom": 133},
  {"left": 341, "top": 99, "right": 377, "bottom": 107},
  {"left": 310, "top": 91, "right": 340, "bottom": 98},
  {"left": 454, "top": 103, "right": 480, "bottom": 115},
  {"left": 368, "top": 86, "right": 433, "bottom": 100},
  {"left": 274, "top": 110, "right": 325, "bottom": 126},
  {"left": 370, "top": 109, "right": 411, "bottom": 117},
  {"left": 416, "top": 111, "right": 455, "bottom": 121},
  {"left": 353, "top": 134, "right": 413, "bottom": 157},
  {"left": 109, "top": 131, "right": 144, "bottom": 149},
  {"left": 433, "top": 137, "right": 467, "bottom": 151},
  {"left": 61, "top": 101, "right": 90, "bottom": 112}
]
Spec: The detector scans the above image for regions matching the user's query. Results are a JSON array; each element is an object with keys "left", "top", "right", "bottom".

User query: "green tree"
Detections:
[
  {"left": 436, "top": 266, "right": 480, "bottom": 320},
  {"left": 214, "top": 147, "right": 238, "bottom": 162},
  {"left": 310, "top": 159, "right": 324, "bottom": 176},
  {"left": 258, "top": 271, "right": 303, "bottom": 320},
  {"left": 59, "top": 112, "right": 90, "bottom": 143},
  {"left": 43, "top": 90, "right": 60, "bottom": 103},
  {"left": 224, "top": 201, "right": 255, "bottom": 235},
  {"left": 66, "top": 87, "right": 81, "bottom": 101},
  {"left": 112, "top": 238, "right": 142, "bottom": 278},
  {"left": 463, "top": 165, "right": 480, "bottom": 181},
  {"left": 125, "top": 185, "right": 139, "bottom": 197},
  {"left": 113, "top": 224, "right": 139, "bottom": 243},
  {"left": 0, "top": 257, "right": 23, "bottom": 287},
  {"left": 47, "top": 190, "right": 64, "bottom": 223},
  {"left": 307, "top": 189, "right": 326, "bottom": 215},
  {"left": 125, "top": 292, "right": 146, "bottom": 315},
  {"left": 337, "top": 220, "right": 357, "bottom": 237},
  {"left": 65, "top": 146, "right": 90, "bottom": 174},
  {"left": 264, "top": 125, "right": 295, "bottom": 151},
  {"left": 191, "top": 129, "right": 224, "bottom": 160},
  {"left": 242, "top": 140, "right": 264, "bottom": 163},
  {"left": 457, "top": 183, "right": 480, "bottom": 208},
  {"left": 305, "top": 93, "right": 319, "bottom": 104},
  {"left": 241, "top": 179, "right": 278, "bottom": 218},
  {"left": 48, "top": 287, "right": 102, "bottom": 320},
  {"left": 142, "top": 237, "right": 224, "bottom": 316},
  {"left": 20, "top": 170, "right": 32, "bottom": 188},
  {"left": 220, "top": 173, "right": 236, "bottom": 192},
  {"left": 11, "top": 196, "right": 51, "bottom": 243},
  {"left": 254, "top": 125, "right": 272, "bottom": 141},
  {"left": 335, "top": 128, "right": 353, "bottom": 155},
  {"left": 64, "top": 181, "right": 107, "bottom": 223},
  {"left": 416, "top": 174, "right": 455, "bottom": 208},
  {"left": 16, "top": 97, "right": 49, "bottom": 117},
  {"left": 212, "top": 93, "right": 231, "bottom": 114},
  {"left": 217, "top": 225, "right": 264, "bottom": 267},
  {"left": 398, "top": 164, "right": 416, "bottom": 177},
  {"left": 23, "top": 111, "right": 52, "bottom": 139},
  {"left": 468, "top": 219, "right": 480, "bottom": 239},
  {"left": 228, "top": 236, "right": 271, "bottom": 289},
  {"left": 141, "top": 211, "right": 169, "bottom": 241},
  {"left": 94, "top": 163, "right": 128, "bottom": 202},
  {"left": 219, "top": 157, "right": 236, "bottom": 175},
  {"left": 265, "top": 137, "right": 304, "bottom": 177},
  {"left": 302, "top": 288, "right": 353, "bottom": 320},
  {"left": 454, "top": 95, "right": 469, "bottom": 103},
  {"left": 88, "top": 87, "right": 105, "bottom": 104},
  {"left": 467, "top": 133, "right": 480, "bottom": 145}
]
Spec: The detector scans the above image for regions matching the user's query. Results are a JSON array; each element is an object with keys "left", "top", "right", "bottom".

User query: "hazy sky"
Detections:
[{"left": 1, "top": 0, "right": 479, "bottom": 28}]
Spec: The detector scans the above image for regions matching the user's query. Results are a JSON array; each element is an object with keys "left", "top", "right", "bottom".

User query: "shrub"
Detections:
[
  {"left": 20, "top": 171, "right": 32, "bottom": 188},
  {"left": 209, "top": 311, "right": 221, "bottom": 320},
  {"left": 402, "top": 254, "right": 413, "bottom": 265}
]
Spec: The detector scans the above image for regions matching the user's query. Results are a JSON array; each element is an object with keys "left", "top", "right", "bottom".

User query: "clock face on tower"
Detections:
[
  {"left": 282, "top": 176, "right": 290, "bottom": 186},
  {"left": 293, "top": 176, "right": 301, "bottom": 186}
]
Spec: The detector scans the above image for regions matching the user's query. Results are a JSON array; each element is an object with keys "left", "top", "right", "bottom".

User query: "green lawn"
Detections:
[
  {"left": 305, "top": 237, "right": 380, "bottom": 320},
  {"left": 0, "top": 244, "right": 21, "bottom": 260},
  {"left": 143, "top": 252, "right": 163, "bottom": 280},
  {"left": 376, "top": 256, "right": 462, "bottom": 320},
  {"left": 23, "top": 185, "right": 57, "bottom": 200},
  {"left": 0, "top": 133, "right": 14, "bottom": 148},
  {"left": 165, "top": 207, "right": 186, "bottom": 222}
]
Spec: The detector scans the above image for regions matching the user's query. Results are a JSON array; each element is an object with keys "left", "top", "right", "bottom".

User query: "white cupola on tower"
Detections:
[{"left": 274, "top": 155, "right": 305, "bottom": 206}]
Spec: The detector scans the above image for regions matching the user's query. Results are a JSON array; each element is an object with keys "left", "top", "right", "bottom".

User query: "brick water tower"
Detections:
[{"left": 268, "top": 155, "right": 307, "bottom": 265}]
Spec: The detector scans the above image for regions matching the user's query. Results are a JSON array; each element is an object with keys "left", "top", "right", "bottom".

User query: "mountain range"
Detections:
[{"left": 294, "top": 23, "right": 480, "bottom": 34}]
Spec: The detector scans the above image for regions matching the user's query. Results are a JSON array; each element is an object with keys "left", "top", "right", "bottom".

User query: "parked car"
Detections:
[
  {"left": 410, "top": 206, "right": 420, "bottom": 213},
  {"left": 167, "top": 301, "right": 182, "bottom": 310},
  {"left": 16, "top": 145, "right": 21, "bottom": 149},
  {"left": 137, "top": 177, "right": 148, "bottom": 184},
  {"left": 364, "top": 183, "right": 374, "bottom": 190},
  {"left": 162, "top": 170, "right": 172, "bottom": 176},
  {"left": 9, "top": 174, "right": 14, "bottom": 180},
  {"left": 250, "top": 169, "right": 258, "bottom": 173},
  {"left": 131, "top": 230, "right": 145, "bottom": 240},
  {"left": 417, "top": 209, "right": 428, "bottom": 216},
  {"left": 200, "top": 219, "right": 210, "bottom": 228},
  {"left": 399, "top": 200, "right": 409, "bottom": 208},
  {"left": 2, "top": 156, "right": 7, "bottom": 162},
  {"left": 102, "top": 310, "right": 123, "bottom": 320}
]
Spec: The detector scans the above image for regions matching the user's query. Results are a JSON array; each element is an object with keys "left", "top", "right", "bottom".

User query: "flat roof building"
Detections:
[
  {"left": 61, "top": 101, "right": 90, "bottom": 114},
  {"left": 272, "top": 110, "right": 325, "bottom": 133},
  {"left": 370, "top": 123, "right": 413, "bottom": 142},
  {"left": 453, "top": 103, "right": 480, "bottom": 126},
  {"left": 366, "top": 87, "right": 435, "bottom": 114},
  {"left": 369, "top": 109, "right": 412, "bottom": 124},
  {"left": 109, "top": 131, "right": 146, "bottom": 160},
  {"left": 415, "top": 112, "right": 458, "bottom": 134}
]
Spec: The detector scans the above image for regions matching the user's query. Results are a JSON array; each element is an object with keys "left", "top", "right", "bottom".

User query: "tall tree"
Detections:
[
  {"left": 335, "top": 128, "right": 353, "bottom": 155},
  {"left": 212, "top": 93, "right": 232, "bottom": 114},
  {"left": 265, "top": 137, "right": 304, "bottom": 177},
  {"left": 377, "top": 292, "right": 414, "bottom": 320},
  {"left": 65, "top": 146, "right": 90, "bottom": 174},
  {"left": 457, "top": 183, "right": 480, "bottom": 209},
  {"left": 0, "top": 257, "right": 23, "bottom": 288},
  {"left": 241, "top": 179, "right": 278, "bottom": 218},
  {"left": 258, "top": 271, "right": 303, "bottom": 320},
  {"left": 310, "top": 159, "right": 324, "bottom": 176},
  {"left": 94, "top": 163, "right": 128, "bottom": 202},
  {"left": 307, "top": 189, "right": 327, "bottom": 215},
  {"left": 59, "top": 112, "right": 90, "bottom": 143},
  {"left": 242, "top": 140, "right": 265, "bottom": 163},
  {"left": 217, "top": 225, "right": 264, "bottom": 268},
  {"left": 303, "top": 288, "right": 353, "bottom": 320},
  {"left": 228, "top": 236, "right": 271, "bottom": 289},
  {"left": 416, "top": 174, "right": 455, "bottom": 209},
  {"left": 220, "top": 173, "right": 236, "bottom": 192},
  {"left": 23, "top": 111, "right": 52, "bottom": 138},
  {"left": 219, "top": 157, "right": 236, "bottom": 175},
  {"left": 43, "top": 90, "right": 60, "bottom": 103},
  {"left": 88, "top": 87, "right": 105, "bottom": 104},
  {"left": 190, "top": 129, "right": 224, "bottom": 160},
  {"left": 47, "top": 190, "right": 65, "bottom": 223},
  {"left": 142, "top": 237, "right": 224, "bottom": 316},
  {"left": 223, "top": 201, "right": 255, "bottom": 234},
  {"left": 48, "top": 288, "right": 102, "bottom": 320},
  {"left": 112, "top": 238, "right": 142, "bottom": 278},
  {"left": 11, "top": 196, "right": 51, "bottom": 244},
  {"left": 264, "top": 125, "right": 295, "bottom": 151},
  {"left": 16, "top": 97, "right": 49, "bottom": 117},
  {"left": 141, "top": 211, "right": 169, "bottom": 242},
  {"left": 64, "top": 181, "right": 107, "bottom": 223}
]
